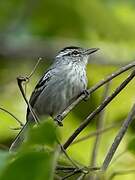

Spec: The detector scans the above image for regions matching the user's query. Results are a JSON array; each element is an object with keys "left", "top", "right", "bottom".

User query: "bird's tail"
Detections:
[{"left": 9, "top": 120, "right": 34, "bottom": 152}]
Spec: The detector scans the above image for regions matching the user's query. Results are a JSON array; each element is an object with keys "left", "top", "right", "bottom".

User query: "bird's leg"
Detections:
[
  {"left": 54, "top": 114, "right": 63, "bottom": 127},
  {"left": 83, "top": 89, "right": 90, "bottom": 101}
]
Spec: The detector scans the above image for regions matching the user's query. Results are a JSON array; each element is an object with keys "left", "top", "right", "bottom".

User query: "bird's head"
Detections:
[{"left": 56, "top": 46, "right": 99, "bottom": 65}]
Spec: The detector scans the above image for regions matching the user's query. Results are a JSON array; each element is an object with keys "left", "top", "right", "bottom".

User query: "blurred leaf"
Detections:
[
  {"left": 0, "top": 151, "right": 58, "bottom": 180},
  {"left": 0, "top": 151, "right": 9, "bottom": 172},
  {"left": 127, "top": 138, "right": 135, "bottom": 155},
  {"left": 26, "top": 119, "right": 57, "bottom": 147},
  {"left": 0, "top": 120, "right": 59, "bottom": 180}
]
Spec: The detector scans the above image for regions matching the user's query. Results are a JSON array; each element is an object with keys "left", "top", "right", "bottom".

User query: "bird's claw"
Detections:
[
  {"left": 54, "top": 114, "right": 63, "bottom": 126},
  {"left": 83, "top": 89, "right": 90, "bottom": 101}
]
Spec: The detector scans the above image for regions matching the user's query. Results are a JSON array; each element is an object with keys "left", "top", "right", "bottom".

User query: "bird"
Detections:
[{"left": 9, "top": 46, "right": 99, "bottom": 151}]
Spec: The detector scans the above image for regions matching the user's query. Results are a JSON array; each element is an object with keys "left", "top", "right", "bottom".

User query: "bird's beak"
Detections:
[{"left": 84, "top": 48, "right": 100, "bottom": 55}]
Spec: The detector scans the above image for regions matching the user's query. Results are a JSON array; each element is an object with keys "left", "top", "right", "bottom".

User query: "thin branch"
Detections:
[
  {"left": 72, "top": 122, "right": 121, "bottom": 145},
  {"left": 61, "top": 169, "right": 81, "bottom": 180},
  {"left": 56, "top": 62, "right": 135, "bottom": 122},
  {"left": 16, "top": 58, "right": 43, "bottom": 125},
  {"left": 88, "top": 167, "right": 100, "bottom": 171},
  {"left": 27, "top": 57, "right": 43, "bottom": 79},
  {"left": 90, "top": 83, "right": 110, "bottom": 175},
  {"left": 10, "top": 127, "right": 22, "bottom": 130},
  {"left": 56, "top": 165, "right": 99, "bottom": 179},
  {"left": 77, "top": 173, "right": 86, "bottom": 180},
  {"left": 0, "top": 107, "right": 24, "bottom": 127},
  {"left": 102, "top": 103, "right": 135, "bottom": 171},
  {"left": 56, "top": 166, "right": 76, "bottom": 171},
  {"left": 24, "top": 57, "right": 42, "bottom": 97},
  {"left": 63, "top": 70, "right": 135, "bottom": 150},
  {"left": 57, "top": 139, "right": 80, "bottom": 169},
  {"left": 61, "top": 166, "right": 93, "bottom": 180},
  {"left": 56, "top": 166, "right": 99, "bottom": 173},
  {"left": 17, "top": 76, "right": 39, "bottom": 124}
]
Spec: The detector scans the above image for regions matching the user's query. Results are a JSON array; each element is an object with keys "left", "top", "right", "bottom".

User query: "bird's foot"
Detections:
[
  {"left": 83, "top": 89, "right": 90, "bottom": 101},
  {"left": 54, "top": 114, "right": 63, "bottom": 127}
]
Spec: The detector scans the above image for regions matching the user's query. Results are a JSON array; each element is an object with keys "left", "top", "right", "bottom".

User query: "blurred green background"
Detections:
[{"left": 0, "top": 0, "right": 135, "bottom": 179}]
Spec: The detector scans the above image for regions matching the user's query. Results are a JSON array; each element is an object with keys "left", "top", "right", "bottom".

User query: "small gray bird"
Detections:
[{"left": 9, "top": 46, "right": 99, "bottom": 151}]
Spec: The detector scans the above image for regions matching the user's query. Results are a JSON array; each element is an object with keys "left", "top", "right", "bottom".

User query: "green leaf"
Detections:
[
  {"left": 0, "top": 151, "right": 58, "bottom": 180},
  {"left": 26, "top": 119, "right": 58, "bottom": 148},
  {"left": 0, "top": 120, "right": 59, "bottom": 180}
]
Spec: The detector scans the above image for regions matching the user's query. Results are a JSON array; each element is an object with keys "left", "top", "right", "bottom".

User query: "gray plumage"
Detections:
[{"left": 9, "top": 46, "right": 99, "bottom": 151}]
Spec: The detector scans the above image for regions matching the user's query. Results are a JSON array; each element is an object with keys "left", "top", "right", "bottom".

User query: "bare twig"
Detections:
[
  {"left": 0, "top": 107, "right": 24, "bottom": 127},
  {"left": 56, "top": 166, "right": 99, "bottom": 173},
  {"left": 17, "top": 76, "right": 39, "bottom": 124},
  {"left": 27, "top": 57, "right": 43, "bottom": 79},
  {"left": 10, "top": 127, "right": 22, "bottom": 130},
  {"left": 63, "top": 70, "right": 135, "bottom": 150},
  {"left": 61, "top": 166, "right": 93, "bottom": 180},
  {"left": 77, "top": 173, "right": 87, "bottom": 180},
  {"left": 56, "top": 62, "right": 135, "bottom": 121},
  {"left": 56, "top": 165, "right": 76, "bottom": 171},
  {"left": 24, "top": 57, "right": 42, "bottom": 96},
  {"left": 102, "top": 103, "right": 135, "bottom": 171},
  {"left": 57, "top": 139, "right": 80, "bottom": 169},
  {"left": 90, "top": 83, "right": 110, "bottom": 168},
  {"left": 56, "top": 164, "right": 99, "bottom": 179},
  {"left": 61, "top": 169, "right": 82, "bottom": 180},
  {"left": 88, "top": 167, "right": 100, "bottom": 172},
  {"left": 72, "top": 122, "right": 121, "bottom": 145},
  {"left": 89, "top": 83, "right": 110, "bottom": 180},
  {"left": 16, "top": 58, "right": 43, "bottom": 125}
]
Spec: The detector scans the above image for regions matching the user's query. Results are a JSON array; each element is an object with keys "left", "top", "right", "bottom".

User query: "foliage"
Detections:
[
  {"left": 0, "top": 0, "right": 135, "bottom": 179},
  {"left": 0, "top": 120, "right": 59, "bottom": 180}
]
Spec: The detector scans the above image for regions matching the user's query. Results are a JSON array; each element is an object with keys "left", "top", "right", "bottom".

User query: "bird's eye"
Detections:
[{"left": 72, "top": 50, "right": 79, "bottom": 56}]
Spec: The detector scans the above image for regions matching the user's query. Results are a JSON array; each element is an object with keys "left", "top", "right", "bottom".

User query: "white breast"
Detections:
[{"left": 33, "top": 62, "right": 87, "bottom": 117}]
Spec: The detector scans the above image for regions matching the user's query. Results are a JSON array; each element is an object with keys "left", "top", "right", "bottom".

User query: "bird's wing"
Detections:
[{"left": 26, "top": 69, "right": 52, "bottom": 119}]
